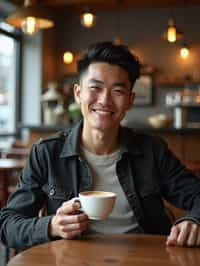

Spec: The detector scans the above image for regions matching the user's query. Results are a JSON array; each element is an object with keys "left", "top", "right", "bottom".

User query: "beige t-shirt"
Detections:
[{"left": 81, "top": 147, "right": 142, "bottom": 234}]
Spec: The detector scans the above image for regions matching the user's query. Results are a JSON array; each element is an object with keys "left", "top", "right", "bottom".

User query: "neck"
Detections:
[{"left": 81, "top": 126, "right": 119, "bottom": 155}]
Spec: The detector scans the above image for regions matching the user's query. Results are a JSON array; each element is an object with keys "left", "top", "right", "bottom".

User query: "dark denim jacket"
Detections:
[{"left": 1, "top": 121, "right": 200, "bottom": 249}]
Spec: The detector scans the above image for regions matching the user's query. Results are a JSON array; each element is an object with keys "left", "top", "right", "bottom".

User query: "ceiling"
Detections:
[{"left": 9, "top": 0, "right": 200, "bottom": 11}]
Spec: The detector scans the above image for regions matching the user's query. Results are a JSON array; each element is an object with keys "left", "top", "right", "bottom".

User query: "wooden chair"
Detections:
[
  {"left": 163, "top": 199, "right": 186, "bottom": 222},
  {"left": 184, "top": 161, "right": 200, "bottom": 178}
]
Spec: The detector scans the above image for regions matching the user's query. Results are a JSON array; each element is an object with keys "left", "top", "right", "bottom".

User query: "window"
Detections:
[{"left": 0, "top": 26, "right": 21, "bottom": 137}]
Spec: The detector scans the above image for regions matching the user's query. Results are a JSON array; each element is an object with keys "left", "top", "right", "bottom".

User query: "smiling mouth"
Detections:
[{"left": 92, "top": 109, "right": 114, "bottom": 115}]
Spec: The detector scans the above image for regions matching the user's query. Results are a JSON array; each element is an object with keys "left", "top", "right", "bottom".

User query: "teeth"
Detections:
[{"left": 94, "top": 110, "right": 113, "bottom": 115}]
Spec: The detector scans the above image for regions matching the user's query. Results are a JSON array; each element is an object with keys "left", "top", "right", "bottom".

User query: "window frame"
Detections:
[{"left": 0, "top": 27, "right": 22, "bottom": 138}]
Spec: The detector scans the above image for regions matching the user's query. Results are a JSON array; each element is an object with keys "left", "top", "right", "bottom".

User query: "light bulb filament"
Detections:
[{"left": 21, "top": 17, "right": 38, "bottom": 35}]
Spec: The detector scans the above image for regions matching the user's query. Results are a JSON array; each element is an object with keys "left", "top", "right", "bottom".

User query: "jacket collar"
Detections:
[
  {"left": 59, "top": 120, "right": 82, "bottom": 158},
  {"left": 60, "top": 120, "right": 143, "bottom": 158}
]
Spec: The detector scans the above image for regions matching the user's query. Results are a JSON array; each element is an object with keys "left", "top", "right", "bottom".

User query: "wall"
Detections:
[
  {"left": 42, "top": 6, "right": 200, "bottom": 126},
  {"left": 47, "top": 7, "right": 200, "bottom": 80}
]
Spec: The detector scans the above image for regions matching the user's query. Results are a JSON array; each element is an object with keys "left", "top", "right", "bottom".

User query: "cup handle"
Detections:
[{"left": 73, "top": 197, "right": 83, "bottom": 214}]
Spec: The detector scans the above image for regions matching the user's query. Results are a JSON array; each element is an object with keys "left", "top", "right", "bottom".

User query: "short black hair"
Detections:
[{"left": 77, "top": 41, "right": 141, "bottom": 89}]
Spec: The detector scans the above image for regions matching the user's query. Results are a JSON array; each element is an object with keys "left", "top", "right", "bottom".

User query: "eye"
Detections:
[
  {"left": 113, "top": 88, "right": 126, "bottom": 95},
  {"left": 89, "top": 85, "right": 101, "bottom": 91}
]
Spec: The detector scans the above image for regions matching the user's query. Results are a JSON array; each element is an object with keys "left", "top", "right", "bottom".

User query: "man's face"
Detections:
[{"left": 74, "top": 62, "right": 134, "bottom": 132}]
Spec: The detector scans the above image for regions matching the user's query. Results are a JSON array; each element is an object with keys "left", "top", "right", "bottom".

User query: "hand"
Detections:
[
  {"left": 49, "top": 198, "right": 89, "bottom": 239},
  {"left": 166, "top": 220, "right": 200, "bottom": 247}
]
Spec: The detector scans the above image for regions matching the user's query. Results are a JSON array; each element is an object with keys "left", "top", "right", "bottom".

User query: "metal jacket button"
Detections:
[{"left": 49, "top": 188, "right": 55, "bottom": 196}]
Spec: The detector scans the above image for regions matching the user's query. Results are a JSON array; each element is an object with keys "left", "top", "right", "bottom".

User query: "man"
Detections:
[{"left": 0, "top": 42, "right": 200, "bottom": 250}]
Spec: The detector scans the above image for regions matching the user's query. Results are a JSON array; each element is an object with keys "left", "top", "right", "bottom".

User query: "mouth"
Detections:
[{"left": 92, "top": 108, "right": 114, "bottom": 115}]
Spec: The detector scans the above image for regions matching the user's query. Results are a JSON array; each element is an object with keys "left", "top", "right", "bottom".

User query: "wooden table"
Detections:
[
  {"left": 7, "top": 234, "right": 200, "bottom": 266},
  {"left": 1, "top": 148, "right": 29, "bottom": 159},
  {"left": 0, "top": 158, "right": 26, "bottom": 206}
]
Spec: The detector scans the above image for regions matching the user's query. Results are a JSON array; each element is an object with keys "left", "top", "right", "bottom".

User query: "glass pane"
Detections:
[{"left": 0, "top": 33, "right": 17, "bottom": 134}]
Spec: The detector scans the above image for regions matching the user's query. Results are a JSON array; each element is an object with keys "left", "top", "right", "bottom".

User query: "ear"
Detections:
[
  {"left": 73, "top": 84, "right": 81, "bottom": 104},
  {"left": 127, "top": 92, "right": 135, "bottom": 110}
]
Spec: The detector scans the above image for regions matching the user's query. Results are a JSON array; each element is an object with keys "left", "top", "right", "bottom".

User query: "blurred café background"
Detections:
[
  {"left": 1, "top": 0, "right": 200, "bottom": 263},
  {"left": 1, "top": 0, "right": 200, "bottom": 205}
]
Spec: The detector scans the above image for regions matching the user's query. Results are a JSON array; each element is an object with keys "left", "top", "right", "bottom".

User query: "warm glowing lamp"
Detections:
[
  {"left": 167, "top": 18, "right": 176, "bottom": 43},
  {"left": 6, "top": 0, "right": 54, "bottom": 35},
  {"left": 63, "top": 51, "right": 74, "bottom": 64},
  {"left": 162, "top": 17, "right": 183, "bottom": 43},
  {"left": 21, "top": 16, "right": 38, "bottom": 35},
  {"left": 180, "top": 43, "right": 190, "bottom": 59},
  {"left": 80, "top": 8, "right": 96, "bottom": 28}
]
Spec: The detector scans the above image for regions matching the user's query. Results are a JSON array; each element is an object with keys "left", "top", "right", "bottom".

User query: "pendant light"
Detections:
[
  {"left": 80, "top": 6, "right": 96, "bottom": 28},
  {"left": 5, "top": 0, "right": 54, "bottom": 35},
  {"left": 179, "top": 3, "right": 190, "bottom": 59},
  {"left": 162, "top": 16, "right": 183, "bottom": 43},
  {"left": 167, "top": 18, "right": 176, "bottom": 43},
  {"left": 63, "top": 51, "right": 74, "bottom": 64},
  {"left": 180, "top": 42, "right": 190, "bottom": 59}
]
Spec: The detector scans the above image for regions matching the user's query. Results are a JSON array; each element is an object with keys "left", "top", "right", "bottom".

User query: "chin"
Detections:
[{"left": 92, "top": 120, "right": 117, "bottom": 131}]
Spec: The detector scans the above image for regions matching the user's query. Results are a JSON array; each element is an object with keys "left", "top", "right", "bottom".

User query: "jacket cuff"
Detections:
[
  {"left": 32, "top": 215, "right": 53, "bottom": 245},
  {"left": 174, "top": 216, "right": 200, "bottom": 226}
]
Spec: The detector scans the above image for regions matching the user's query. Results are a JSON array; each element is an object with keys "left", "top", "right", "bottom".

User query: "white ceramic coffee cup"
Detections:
[{"left": 75, "top": 191, "right": 116, "bottom": 220}]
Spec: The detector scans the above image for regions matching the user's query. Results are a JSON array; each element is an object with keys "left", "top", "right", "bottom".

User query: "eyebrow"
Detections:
[
  {"left": 88, "top": 78, "right": 128, "bottom": 88},
  {"left": 88, "top": 78, "right": 104, "bottom": 84}
]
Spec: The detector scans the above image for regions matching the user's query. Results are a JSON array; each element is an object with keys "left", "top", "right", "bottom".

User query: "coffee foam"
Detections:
[{"left": 80, "top": 191, "right": 116, "bottom": 197}]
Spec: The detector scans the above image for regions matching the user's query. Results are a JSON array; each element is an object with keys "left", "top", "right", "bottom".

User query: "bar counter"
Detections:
[
  {"left": 19, "top": 123, "right": 200, "bottom": 134},
  {"left": 19, "top": 123, "right": 200, "bottom": 162}
]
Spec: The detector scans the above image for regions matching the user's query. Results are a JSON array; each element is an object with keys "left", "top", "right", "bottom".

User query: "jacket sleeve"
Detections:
[
  {"left": 0, "top": 143, "right": 52, "bottom": 250},
  {"left": 154, "top": 137, "right": 200, "bottom": 224}
]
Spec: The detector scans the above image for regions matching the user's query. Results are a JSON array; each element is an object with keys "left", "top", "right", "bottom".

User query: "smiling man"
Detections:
[
  {"left": 1, "top": 42, "right": 200, "bottom": 250},
  {"left": 74, "top": 62, "right": 134, "bottom": 153}
]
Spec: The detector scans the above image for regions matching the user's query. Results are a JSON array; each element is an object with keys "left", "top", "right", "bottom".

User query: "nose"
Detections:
[{"left": 98, "top": 88, "right": 112, "bottom": 105}]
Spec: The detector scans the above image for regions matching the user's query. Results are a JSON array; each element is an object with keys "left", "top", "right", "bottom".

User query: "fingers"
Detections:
[
  {"left": 50, "top": 212, "right": 89, "bottom": 238},
  {"left": 56, "top": 199, "right": 81, "bottom": 215},
  {"left": 49, "top": 198, "right": 89, "bottom": 239},
  {"left": 186, "top": 223, "right": 198, "bottom": 246},
  {"left": 57, "top": 215, "right": 89, "bottom": 239},
  {"left": 166, "top": 221, "right": 200, "bottom": 247},
  {"left": 56, "top": 212, "right": 88, "bottom": 225},
  {"left": 166, "top": 225, "right": 180, "bottom": 246}
]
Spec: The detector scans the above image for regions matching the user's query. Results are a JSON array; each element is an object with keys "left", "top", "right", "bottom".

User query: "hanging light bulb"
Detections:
[
  {"left": 63, "top": 51, "right": 74, "bottom": 64},
  {"left": 167, "top": 18, "right": 176, "bottom": 43},
  {"left": 162, "top": 17, "right": 183, "bottom": 43},
  {"left": 180, "top": 43, "right": 190, "bottom": 59},
  {"left": 80, "top": 7, "right": 96, "bottom": 28},
  {"left": 21, "top": 16, "right": 38, "bottom": 35},
  {"left": 6, "top": 0, "right": 54, "bottom": 35}
]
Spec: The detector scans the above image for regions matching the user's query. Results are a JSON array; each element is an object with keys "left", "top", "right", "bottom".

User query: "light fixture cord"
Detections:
[
  {"left": 24, "top": 0, "right": 36, "bottom": 7},
  {"left": 115, "top": 0, "right": 123, "bottom": 41}
]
